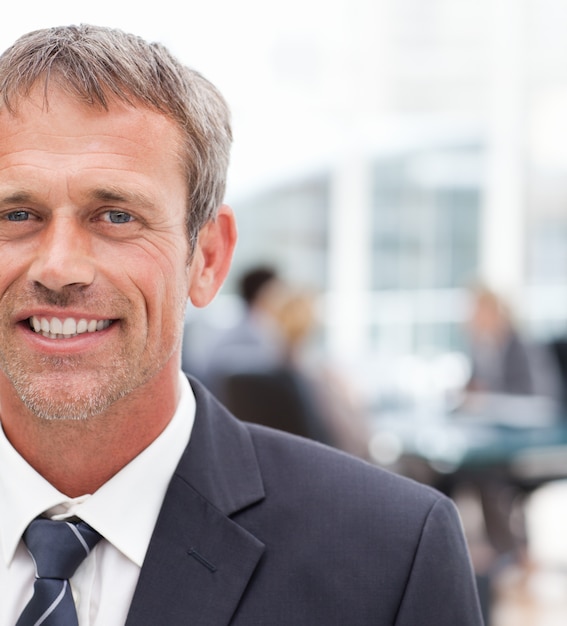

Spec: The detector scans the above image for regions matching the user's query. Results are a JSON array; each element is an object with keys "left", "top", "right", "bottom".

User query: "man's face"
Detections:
[{"left": 0, "top": 88, "right": 194, "bottom": 420}]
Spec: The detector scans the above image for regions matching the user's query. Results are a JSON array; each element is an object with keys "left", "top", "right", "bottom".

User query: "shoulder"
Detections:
[
  {"left": 237, "top": 422, "right": 480, "bottom": 624},
  {"left": 183, "top": 377, "right": 482, "bottom": 624},
  {"left": 250, "top": 420, "right": 433, "bottom": 493},
  {"left": 245, "top": 420, "right": 451, "bottom": 532},
  {"left": 189, "top": 373, "right": 449, "bottom": 523}
]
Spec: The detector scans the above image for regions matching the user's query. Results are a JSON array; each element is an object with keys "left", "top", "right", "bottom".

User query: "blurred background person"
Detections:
[
  {"left": 449, "top": 284, "right": 563, "bottom": 575},
  {"left": 268, "top": 283, "right": 373, "bottom": 460},
  {"left": 196, "top": 265, "right": 286, "bottom": 395},
  {"left": 189, "top": 264, "right": 372, "bottom": 459},
  {"left": 464, "top": 283, "right": 561, "bottom": 402}
]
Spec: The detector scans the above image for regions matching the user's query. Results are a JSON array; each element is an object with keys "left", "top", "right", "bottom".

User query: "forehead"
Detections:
[
  {"left": 0, "top": 86, "right": 186, "bottom": 199},
  {"left": 0, "top": 85, "right": 183, "bottom": 166}
]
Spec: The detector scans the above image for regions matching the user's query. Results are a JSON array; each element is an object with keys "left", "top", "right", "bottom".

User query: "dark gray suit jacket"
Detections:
[{"left": 125, "top": 378, "right": 483, "bottom": 625}]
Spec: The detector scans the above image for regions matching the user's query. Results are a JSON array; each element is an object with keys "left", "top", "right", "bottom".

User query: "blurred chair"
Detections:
[
  {"left": 220, "top": 367, "right": 334, "bottom": 445},
  {"left": 548, "top": 337, "right": 567, "bottom": 413}
]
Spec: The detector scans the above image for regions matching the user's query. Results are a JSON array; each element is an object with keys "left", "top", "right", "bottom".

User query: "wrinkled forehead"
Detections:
[
  {"left": 0, "top": 82, "right": 187, "bottom": 175},
  {"left": 0, "top": 86, "right": 189, "bottom": 202}
]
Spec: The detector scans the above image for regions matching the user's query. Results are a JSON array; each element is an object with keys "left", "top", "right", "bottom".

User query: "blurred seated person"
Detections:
[
  {"left": 200, "top": 265, "right": 287, "bottom": 395},
  {"left": 464, "top": 283, "right": 560, "bottom": 404},
  {"left": 267, "top": 284, "right": 373, "bottom": 460},
  {"left": 200, "top": 266, "right": 371, "bottom": 458},
  {"left": 454, "top": 284, "right": 561, "bottom": 563},
  {"left": 197, "top": 266, "right": 333, "bottom": 444}
]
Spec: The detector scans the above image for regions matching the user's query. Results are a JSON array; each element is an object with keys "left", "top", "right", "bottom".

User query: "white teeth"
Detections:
[
  {"left": 62, "top": 318, "right": 77, "bottom": 335},
  {"left": 29, "top": 316, "right": 112, "bottom": 339}
]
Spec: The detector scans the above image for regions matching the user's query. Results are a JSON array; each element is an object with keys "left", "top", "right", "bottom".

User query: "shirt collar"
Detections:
[{"left": 0, "top": 371, "right": 195, "bottom": 567}]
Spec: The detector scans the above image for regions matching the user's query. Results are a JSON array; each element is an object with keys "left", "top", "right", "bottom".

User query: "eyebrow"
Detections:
[
  {"left": 0, "top": 187, "right": 156, "bottom": 209},
  {"left": 89, "top": 187, "right": 155, "bottom": 209},
  {"left": 0, "top": 191, "right": 35, "bottom": 206}
]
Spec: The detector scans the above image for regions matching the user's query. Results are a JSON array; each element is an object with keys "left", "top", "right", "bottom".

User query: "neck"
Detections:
[{"left": 0, "top": 368, "right": 180, "bottom": 497}]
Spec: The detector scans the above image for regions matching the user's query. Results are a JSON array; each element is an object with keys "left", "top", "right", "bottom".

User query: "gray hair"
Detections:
[{"left": 0, "top": 24, "right": 232, "bottom": 250}]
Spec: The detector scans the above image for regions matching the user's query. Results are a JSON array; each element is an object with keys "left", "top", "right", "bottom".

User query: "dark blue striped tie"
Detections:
[{"left": 16, "top": 518, "right": 102, "bottom": 626}]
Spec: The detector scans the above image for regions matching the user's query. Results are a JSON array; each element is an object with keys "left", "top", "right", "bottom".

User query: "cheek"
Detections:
[
  {"left": 126, "top": 258, "right": 190, "bottom": 333},
  {"left": 0, "top": 241, "right": 37, "bottom": 284},
  {"left": 106, "top": 236, "right": 189, "bottom": 292}
]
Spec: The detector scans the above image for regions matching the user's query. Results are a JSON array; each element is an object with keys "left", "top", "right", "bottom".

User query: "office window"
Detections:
[
  {"left": 369, "top": 144, "right": 482, "bottom": 354},
  {"left": 371, "top": 146, "right": 481, "bottom": 291},
  {"left": 229, "top": 174, "right": 330, "bottom": 290}
]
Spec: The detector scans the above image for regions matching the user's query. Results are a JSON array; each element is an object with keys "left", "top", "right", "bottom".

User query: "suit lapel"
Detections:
[{"left": 126, "top": 379, "right": 266, "bottom": 626}]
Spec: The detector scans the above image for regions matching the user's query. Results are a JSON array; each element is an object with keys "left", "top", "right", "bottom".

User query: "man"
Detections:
[
  {"left": 196, "top": 265, "right": 285, "bottom": 394},
  {"left": 0, "top": 25, "right": 483, "bottom": 625}
]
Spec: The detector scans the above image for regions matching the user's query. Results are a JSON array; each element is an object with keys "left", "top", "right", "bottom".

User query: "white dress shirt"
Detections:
[{"left": 0, "top": 372, "right": 195, "bottom": 626}]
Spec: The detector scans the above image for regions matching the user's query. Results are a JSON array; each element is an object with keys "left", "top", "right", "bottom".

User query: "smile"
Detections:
[{"left": 28, "top": 316, "right": 113, "bottom": 339}]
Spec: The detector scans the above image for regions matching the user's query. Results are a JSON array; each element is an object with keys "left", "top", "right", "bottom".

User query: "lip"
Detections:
[{"left": 16, "top": 308, "right": 113, "bottom": 324}]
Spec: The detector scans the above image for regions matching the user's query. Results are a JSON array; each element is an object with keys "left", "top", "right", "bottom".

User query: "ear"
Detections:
[{"left": 188, "top": 204, "right": 237, "bottom": 308}]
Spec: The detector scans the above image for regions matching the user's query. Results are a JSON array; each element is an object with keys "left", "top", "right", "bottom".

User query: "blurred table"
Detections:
[
  {"left": 369, "top": 393, "right": 567, "bottom": 626},
  {"left": 370, "top": 393, "right": 567, "bottom": 489}
]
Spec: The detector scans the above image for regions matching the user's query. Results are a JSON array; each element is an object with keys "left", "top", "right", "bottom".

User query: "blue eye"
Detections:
[
  {"left": 7, "top": 210, "right": 30, "bottom": 221},
  {"left": 107, "top": 211, "right": 134, "bottom": 224}
]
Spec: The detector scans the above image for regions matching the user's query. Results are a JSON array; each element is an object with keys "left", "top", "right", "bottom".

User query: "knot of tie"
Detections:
[
  {"left": 24, "top": 518, "right": 102, "bottom": 580},
  {"left": 16, "top": 518, "right": 102, "bottom": 626}
]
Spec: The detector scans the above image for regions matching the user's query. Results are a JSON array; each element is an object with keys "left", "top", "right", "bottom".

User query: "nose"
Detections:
[{"left": 27, "top": 216, "right": 96, "bottom": 291}]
